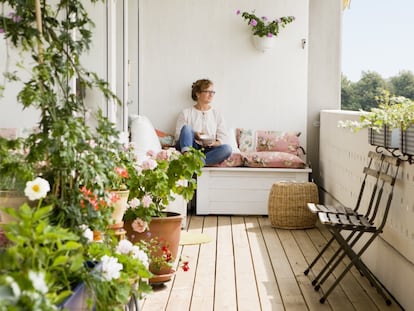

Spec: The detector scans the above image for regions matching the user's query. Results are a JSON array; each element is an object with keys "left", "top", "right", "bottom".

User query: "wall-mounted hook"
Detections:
[{"left": 301, "top": 38, "right": 307, "bottom": 49}]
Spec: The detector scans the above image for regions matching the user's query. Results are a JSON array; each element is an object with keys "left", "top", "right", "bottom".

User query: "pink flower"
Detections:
[
  {"left": 156, "top": 150, "right": 169, "bottom": 161},
  {"left": 146, "top": 150, "right": 155, "bottom": 157},
  {"left": 128, "top": 197, "right": 140, "bottom": 208},
  {"left": 131, "top": 218, "right": 148, "bottom": 233},
  {"left": 250, "top": 19, "right": 258, "bottom": 27},
  {"left": 0, "top": 28, "right": 4, "bottom": 34},
  {"left": 142, "top": 158, "right": 157, "bottom": 170},
  {"left": 267, "top": 33, "right": 273, "bottom": 38},
  {"left": 134, "top": 164, "right": 143, "bottom": 175},
  {"left": 141, "top": 194, "right": 152, "bottom": 208},
  {"left": 236, "top": 9, "right": 241, "bottom": 15}
]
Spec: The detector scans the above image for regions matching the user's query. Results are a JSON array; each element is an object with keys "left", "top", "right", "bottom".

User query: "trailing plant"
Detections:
[
  {"left": 237, "top": 9, "right": 295, "bottom": 38},
  {"left": 338, "top": 90, "right": 414, "bottom": 132}
]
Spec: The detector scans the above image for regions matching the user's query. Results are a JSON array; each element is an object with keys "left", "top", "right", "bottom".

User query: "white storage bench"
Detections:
[{"left": 196, "top": 166, "right": 312, "bottom": 215}]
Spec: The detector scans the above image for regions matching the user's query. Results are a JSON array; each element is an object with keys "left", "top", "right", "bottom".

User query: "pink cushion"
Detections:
[
  {"left": 255, "top": 130, "right": 300, "bottom": 155},
  {"left": 211, "top": 153, "right": 243, "bottom": 167},
  {"left": 241, "top": 151, "right": 305, "bottom": 168}
]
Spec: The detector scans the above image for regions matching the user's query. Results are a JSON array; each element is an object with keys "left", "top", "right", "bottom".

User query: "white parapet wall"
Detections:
[{"left": 319, "top": 110, "right": 414, "bottom": 309}]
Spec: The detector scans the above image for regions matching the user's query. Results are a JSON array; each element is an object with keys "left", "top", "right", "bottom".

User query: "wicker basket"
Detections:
[{"left": 268, "top": 182, "right": 319, "bottom": 229}]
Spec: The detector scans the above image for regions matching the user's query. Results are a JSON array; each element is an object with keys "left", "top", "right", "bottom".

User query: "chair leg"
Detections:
[
  {"left": 313, "top": 230, "right": 363, "bottom": 288},
  {"left": 304, "top": 236, "right": 335, "bottom": 276},
  {"left": 318, "top": 229, "right": 391, "bottom": 305}
]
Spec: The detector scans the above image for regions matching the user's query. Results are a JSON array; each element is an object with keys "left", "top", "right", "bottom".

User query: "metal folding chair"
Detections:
[
  {"left": 304, "top": 151, "right": 385, "bottom": 277},
  {"left": 305, "top": 152, "right": 400, "bottom": 305}
]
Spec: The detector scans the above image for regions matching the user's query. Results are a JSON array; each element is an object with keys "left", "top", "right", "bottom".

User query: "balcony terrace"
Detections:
[{"left": 140, "top": 110, "right": 414, "bottom": 310}]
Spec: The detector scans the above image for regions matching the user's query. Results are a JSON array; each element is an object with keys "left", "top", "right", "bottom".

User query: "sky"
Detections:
[{"left": 342, "top": 0, "right": 414, "bottom": 82}]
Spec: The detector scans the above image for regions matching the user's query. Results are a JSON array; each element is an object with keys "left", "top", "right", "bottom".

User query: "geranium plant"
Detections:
[
  {"left": 123, "top": 147, "right": 204, "bottom": 225},
  {"left": 237, "top": 9, "right": 295, "bottom": 38}
]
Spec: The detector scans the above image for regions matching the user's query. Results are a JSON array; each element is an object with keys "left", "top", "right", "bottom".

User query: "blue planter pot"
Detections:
[{"left": 59, "top": 282, "right": 91, "bottom": 310}]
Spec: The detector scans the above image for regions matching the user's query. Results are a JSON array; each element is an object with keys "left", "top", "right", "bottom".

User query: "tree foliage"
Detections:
[{"left": 341, "top": 70, "right": 414, "bottom": 111}]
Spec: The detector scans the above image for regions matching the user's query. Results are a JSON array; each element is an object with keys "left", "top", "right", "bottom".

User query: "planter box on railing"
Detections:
[
  {"left": 401, "top": 126, "right": 414, "bottom": 156},
  {"left": 368, "top": 126, "right": 400, "bottom": 149}
]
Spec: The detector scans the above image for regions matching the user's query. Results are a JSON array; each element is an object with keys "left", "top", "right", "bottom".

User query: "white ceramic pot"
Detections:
[{"left": 252, "top": 35, "right": 275, "bottom": 52}]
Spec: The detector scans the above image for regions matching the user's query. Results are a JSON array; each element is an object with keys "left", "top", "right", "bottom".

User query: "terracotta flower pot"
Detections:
[
  {"left": 0, "top": 190, "right": 28, "bottom": 223},
  {"left": 124, "top": 212, "right": 183, "bottom": 283}
]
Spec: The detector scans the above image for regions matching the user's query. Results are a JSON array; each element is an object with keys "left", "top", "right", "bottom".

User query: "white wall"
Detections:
[
  {"left": 137, "top": 0, "right": 309, "bottom": 147},
  {"left": 320, "top": 110, "right": 414, "bottom": 309},
  {"left": 307, "top": 0, "right": 342, "bottom": 180}
]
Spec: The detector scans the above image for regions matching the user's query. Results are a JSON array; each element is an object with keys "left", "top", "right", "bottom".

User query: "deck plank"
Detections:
[
  {"left": 245, "top": 216, "right": 284, "bottom": 310},
  {"left": 190, "top": 216, "right": 217, "bottom": 311},
  {"left": 231, "top": 216, "right": 261, "bottom": 311},
  {"left": 214, "top": 216, "right": 237, "bottom": 310},
  {"left": 140, "top": 216, "right": 402, "bottom": 311}
]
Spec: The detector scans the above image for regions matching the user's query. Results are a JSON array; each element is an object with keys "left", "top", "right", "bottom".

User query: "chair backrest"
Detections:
[
  {"left": 369, "top": 154, "right": 400, "bottom": 229},
  {"left": 353, "top": 151, "right": 384, "bottom": 216}
]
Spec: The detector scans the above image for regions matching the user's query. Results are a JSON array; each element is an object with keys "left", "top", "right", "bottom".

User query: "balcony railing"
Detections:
[{"left": 319, "top": 110, "right": 414, "bottom": 308}]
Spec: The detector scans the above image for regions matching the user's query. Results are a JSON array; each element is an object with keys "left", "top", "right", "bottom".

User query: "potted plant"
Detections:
[
  {"left": 236, "top": 9, "right": 295, "bottom": 52},
  {"left": 122, "top": 147, "right": 204, "bottom": 282},
  {"left": 338, "top": 90, "right": 414, "bottom": 152},
  {"left": 0, "top": 0, "right": 154, "bottom": 308},
  {"left": 0, "top": 177, "right": 152, "bottom": 310}
]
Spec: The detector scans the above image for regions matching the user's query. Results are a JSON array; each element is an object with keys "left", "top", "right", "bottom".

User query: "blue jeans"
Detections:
[{"left": 176, "top": 125, "right": 232, "bottom": 166}]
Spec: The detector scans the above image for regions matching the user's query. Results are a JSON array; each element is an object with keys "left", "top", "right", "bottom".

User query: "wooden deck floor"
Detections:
[{"left": 139, "top": 215, "right": 403, "bottom": 311}]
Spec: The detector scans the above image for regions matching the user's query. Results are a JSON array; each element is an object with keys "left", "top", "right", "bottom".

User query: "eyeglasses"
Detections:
[{"left": 200, "top": 90, "right": 216, "bottom": 95}]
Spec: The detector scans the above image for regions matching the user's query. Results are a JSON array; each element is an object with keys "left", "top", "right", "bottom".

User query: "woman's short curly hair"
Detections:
[{"left": 191, "top": 79, "right": 213, "bottom": 101}]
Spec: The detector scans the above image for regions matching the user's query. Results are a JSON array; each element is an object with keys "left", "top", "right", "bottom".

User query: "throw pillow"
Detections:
[
  {"left": 241, "top": 151, "right": 306, "bottom": 168},
  {"left": 255, "top": 130, "right": 301, "bottom": 155},
  {"left": 129, "top": 115, "right": 162, "bottom": 160}
]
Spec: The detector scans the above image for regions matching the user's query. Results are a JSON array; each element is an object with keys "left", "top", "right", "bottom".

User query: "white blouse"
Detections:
[{"left": 175, "top": 106, "right": 228, "bottom": 143}]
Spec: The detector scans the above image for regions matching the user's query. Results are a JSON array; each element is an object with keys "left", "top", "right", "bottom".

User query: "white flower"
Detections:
[
  {"left": 101, "top": 255, "right": 123, "bottom": 281},
  {"left": 131, "top": 246, "right": 150, "bottom": 268},
  {"left": 24, "top": 177, "right": 50, "bottom": 201},
  {"left": 4, "top": 276, "right": 21, "bottom": 297},
  {"left": 176, "top": 179, "right": 188, "bottom": 187},
  {"left": 28, "top": 271, "right": 48, "bottom": 294},
  {"left": 80, "top": 225, "right": 94, "bottom": 242},
  {"left": 119, "top": 131, "right": 130, "bottom": 145},
  {"left": 116, "top": 239, "right": 134, "bottom": 254}
]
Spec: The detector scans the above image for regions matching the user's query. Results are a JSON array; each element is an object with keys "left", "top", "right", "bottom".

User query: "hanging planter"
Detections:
[
  {"left": 237, "top": 9, "right": 295, "bottom": 52},
  {"left": 401, "top": 126, "right": 414, "bottom": 156},
  {"left": 252, "top": 35, "right": 275, "bottom": 52},
  {"left": 368, "top": 126, "right": 400, "bottom": 149}
]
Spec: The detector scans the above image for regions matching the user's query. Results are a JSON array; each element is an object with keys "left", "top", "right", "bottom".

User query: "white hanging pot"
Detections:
[{"left": 252, "top": 35, "right": 276, "bottom": 52}]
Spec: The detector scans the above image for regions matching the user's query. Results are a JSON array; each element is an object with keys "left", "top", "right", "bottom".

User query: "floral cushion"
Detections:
[
  {"left": 255, "top": 130, "right": 300, "bottom": 155},
  {"left": 211, "top": 152, "right": 243, "bottom": 167},
  {"left": 236, "top": 128, "right": 255, "bottom": 152},
  {"left": 241, "top": 151, "right": 306, "bottom": 168},
  {"left": 236, "top": 128, "right": 301, "bottom": 155}
]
